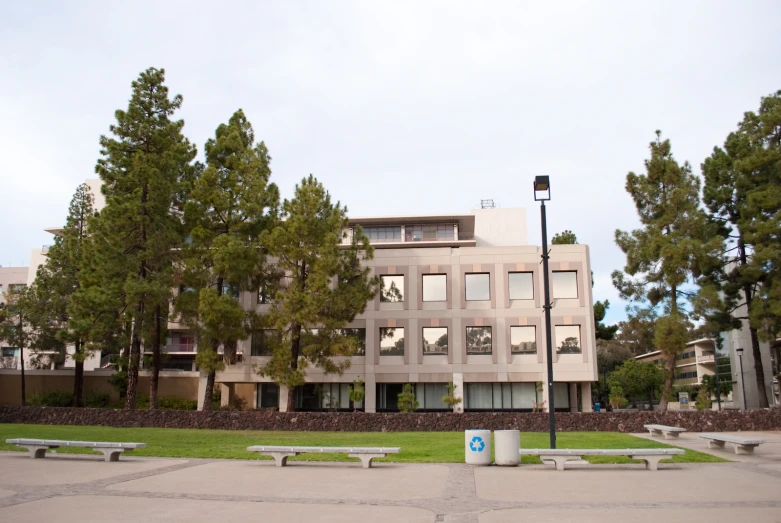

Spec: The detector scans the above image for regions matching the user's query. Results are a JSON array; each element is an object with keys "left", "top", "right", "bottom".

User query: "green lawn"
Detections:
[{"left": 0, "top": 424, "right": 726, "bottom": 465}]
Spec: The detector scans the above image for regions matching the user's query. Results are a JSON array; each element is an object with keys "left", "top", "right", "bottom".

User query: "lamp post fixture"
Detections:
[
  {"left": 534, "top": 175, "right": 556, "bottom": 449},
  {"left": 736, "top": 348, "right": 747, "bottom": 411}
]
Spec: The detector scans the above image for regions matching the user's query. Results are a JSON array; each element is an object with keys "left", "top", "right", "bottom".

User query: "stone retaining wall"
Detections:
[{"left": 2, "top": 406, "right": 780, "bottom": 432}]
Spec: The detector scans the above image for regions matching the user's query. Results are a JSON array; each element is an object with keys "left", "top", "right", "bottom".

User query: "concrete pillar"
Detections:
[
  {"left": 278, "top": 385, "right": 289, "bottom": 412},
  {"left": 452, "top": 372, "right": 464, "bottom": 413},
  {"left": 220, "top": 383, "right": 234, "bottom": 408},
  {"left": 569, "top": 382, "right": 578, "bottom": 412},
  {"left": 581, "top": 382, "right": 593, "bottom": 412},
  {"left": 197, "top": 373, "right": 208, "bottom": 410},
  {"left": 364, "top": 374, "right": 376, "bottom": 413},
  {"left": 540, "top": 381, "right": 550, "bottom": 413}
]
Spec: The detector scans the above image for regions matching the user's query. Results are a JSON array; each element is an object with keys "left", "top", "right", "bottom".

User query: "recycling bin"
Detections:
[
  {"left": 465, "top": 429, "right": 491, "bottom": 466},
  {"left": 594, "top": 402, "right": 601, "bottom": 413},
  {"left": 494, "top": 430, "right": 520, "bottom": 466}
]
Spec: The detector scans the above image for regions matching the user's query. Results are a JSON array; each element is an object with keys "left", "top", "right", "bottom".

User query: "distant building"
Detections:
[{"left": 635, "top": 338, "right": 720, "bottom": 387}]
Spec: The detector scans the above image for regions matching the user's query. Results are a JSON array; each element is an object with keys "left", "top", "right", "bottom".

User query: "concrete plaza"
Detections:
[{"left": 1, "top": 433, "right": 780, "bottom": 523}]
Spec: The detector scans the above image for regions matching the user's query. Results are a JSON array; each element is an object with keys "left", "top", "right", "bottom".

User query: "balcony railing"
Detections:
[
  {"left": 100, "top": 354, "right": 118, "bottom": 368},
  {"left": 163, "top": 343, "right": 196, "bottom": 353},
  {"left": 697, "top": 354, "right": 716, "bottom": 363}
]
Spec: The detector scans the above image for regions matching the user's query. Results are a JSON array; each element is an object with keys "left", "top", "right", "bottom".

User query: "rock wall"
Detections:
[{"left": 2, "top": 406, "right": 780, "bottom": 432}]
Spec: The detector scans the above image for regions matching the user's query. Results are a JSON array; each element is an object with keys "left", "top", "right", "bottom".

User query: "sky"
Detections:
[{"left": 1, "top": 1, "right": 780, "bottom": 325}]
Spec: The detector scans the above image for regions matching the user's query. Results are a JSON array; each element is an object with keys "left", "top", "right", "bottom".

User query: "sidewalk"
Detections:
[{"left": 633, "top": 430, "right": 781, "bottom": 463}]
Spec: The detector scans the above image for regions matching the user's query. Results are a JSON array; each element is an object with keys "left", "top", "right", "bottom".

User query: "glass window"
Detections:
[
  {"left": 422, "top": 274, "right": 447, "bottom": 302},
  {"left": 251, "top": 329, "right": 279, "bottom": 356},
  {"left": 364, "top": 226, "right": 402, "bottom": 242},
  {"left": 508, "top": 272, "right": 534, "bottom": 300},
  {"left": 337, "top": 328, "right": 366, "bottom": 356},
  {"left": 552, "top": 271, "right": 578, "bottom": 299},
  {"left": 221, "top": 282, "right": 240, "bottom": 299},
  {"left": 555, "top": 325, "right": 582, "bottom": 354},
  {"left": 420, "top": 383, "right": 448, "bottom": 410},
  {"left": 258, "top": 383, "right": 279, "bottom": 409},
  {"left": 465, "top": 273, "right": 490, "bottom": 301},
  {"left": 258, "top": 286, "right": 274, "bottom": 304},
  {"left": 7, "top": 284, "right": 26, "bottom": 293},
  {"left": 379, "top": 327, "right": 405, "bottom": 355},
  {"left": 510, "top": 326, "right": 537, "bottom": 354},
  {"left": 466, "top": 326, "right": 492, "bottom": 354},
  {"left": 405, "top": 224, "right": 455, "bottom": 242},
  {"left": 467, "top": 382, "right": 539, "bottom": 410},
  {"left": 422, "top": 327, "right": 448, "bottom": 354},
  {"left": 380, "top": 275, "right": 404, "bottom": 302}
]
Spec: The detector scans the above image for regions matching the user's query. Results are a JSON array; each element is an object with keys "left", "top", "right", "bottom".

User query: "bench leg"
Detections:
[
  {"left": 547, "top": 456, "right": 578, "bottom": 471},
  {"left": 349, "top": 453, "right": 386, "bottom": 469},
  {"left": 648, "top": 429, "right": 662, "bottom": 437},
  {"left": 22, "top": 446, "right": 51, "bottom": 459},
  {"left": 662, "top": 431, "right": 680, "bottom": 440},
  {"left": 632, "top": 456, "right": 663, "bottom": 471},
  {"left": 264, "top": 452, "right": 298, "bottom": 467},
  {"left": 94, "top": 448, "right": 125, "bottom": 462},
  {"left": 707, "top": 440, "right": 726, "bottom": 450},
  {"left": 733, "top": 444, "right": 757, "bottom": 455}
]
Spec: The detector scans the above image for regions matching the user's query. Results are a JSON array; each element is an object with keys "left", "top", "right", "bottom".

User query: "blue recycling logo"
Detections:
[{"left": 469, "top": 436, "right": 485, "bottom": 452}]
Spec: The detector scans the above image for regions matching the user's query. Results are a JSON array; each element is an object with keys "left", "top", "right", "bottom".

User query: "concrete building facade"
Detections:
[
  {"left": 212, "top": 208, "right": 597, "bottom": 413},
  {"left": 635, "top": 338, "right": 719, "bottom": 388}
]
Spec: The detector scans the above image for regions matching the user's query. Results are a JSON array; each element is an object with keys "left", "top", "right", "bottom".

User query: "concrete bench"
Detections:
[
  {"left": 247, "top": 445, "right": 401, "bottom": 469},
  {"left": 6, "top": 438, "right": 147, "bottom": 462},
  {"left": 519, "top": 448, "right": 684, "bottom": 471},
  {"left": 699, "top": 433, "right": 766, "bottom": 455},
  {"left": 644, "top": 424, "right": 687, "bottom": 440}
]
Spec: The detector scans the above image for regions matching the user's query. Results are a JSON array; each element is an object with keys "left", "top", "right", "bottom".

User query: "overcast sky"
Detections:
[{"left": 2, "top": 1, "right": 780, "bottom": 324}]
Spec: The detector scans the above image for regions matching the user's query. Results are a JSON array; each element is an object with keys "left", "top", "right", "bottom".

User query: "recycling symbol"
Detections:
[{"left": 469, "top": 436, "right": 485, "bottom": 452}]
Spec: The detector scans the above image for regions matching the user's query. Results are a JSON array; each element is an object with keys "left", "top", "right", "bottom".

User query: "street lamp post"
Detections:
[
  {"left": 737, "top": 348, "right": 747, "bottom": 411},
  {"left": 534, "top": 175, "right": 556, "bottom": 449}
]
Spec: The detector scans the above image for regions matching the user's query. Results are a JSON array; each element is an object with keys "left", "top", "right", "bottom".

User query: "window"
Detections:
[
  {"left": 380, "top": 275, "right": 404, "bottom": 302},
  {"left": 423, "top": 327, "right": 448, "bottom": 354},
  {"left": 508, "top": 272, "right": 534, "bottom": 300},
  {"left": 510, "top": 326, "right": 537, "bottom": 354},
  {"left": 465, "top": 273, "right": 490, "bottom": 301},
  {"left": 555, "top": 325, "right": 581, "bottom": 354},
  {"left": 7, "top": 284, "right": 26, "bottom": 293},
  {"left": 379, "top": 327, "right": 405, "bottom": 355},
  {"left": 676, "top": 351, "right": 696, "bottom": 361},
  {"left": 257, "top": 383, "right": 279, "bottom": 409},
  {"left": 375, "top": 383, "right": 448, "bottom": 411},
  {"left": 251, "top": 329, "right": 279, "bottom": 356},
  {"left": 466, "top": 326, "right": 492, "bottom": 354},
  {"left": 293, "top": 383, "right": 358, "bottom": 411},
  {"left": 364, "top": 226, "right": 402, "bottom": 242},
  {"left": 552, "top": 271, "right": 578, "bottom": 299},
  {"left": 257, "top": 286, "right": 275, "bottom": 304},
  {"left": 161, "top": 357, "right": 194, "bottom": 371},
  {"left": 0, "top": 284, "right": 3, "bottom": 293},
  {"left": 337, "top": 328, "right": 366, "bottom": 356},
  {"left": 422, "top": 274, "right": 447, "bottom": 302},
  {"left": 405, "top": 224, "right": 454, "bottom": 242},
  {"left": 165, "top": 332, "right": 195, "bottom": 352},
  {"left": 465, "top": 382, "right": 539, "bottom": 410},
  {"left": 2, "top": 347, "right": 19, "bottom": 357},
  {"left": 221, "top": 282, "right": 239, "bottom": 299},
  {"left": 675, "top": 371, "right": 698, "bottom": 380}
]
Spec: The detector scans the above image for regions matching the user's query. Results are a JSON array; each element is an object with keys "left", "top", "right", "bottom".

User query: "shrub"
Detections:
[
  {"left": 27, "top": 391, "right": 73, "bottom": 407},
  {"left": 442, "top": 381, "right": 462, "bottom": 410},
  {"left": 397, "top": 384, "right": 419, "bottom": 413},
  {"left": 85, "top": 392, "right": 111, "bottom": 408},
  {"left": 159, "top": 397, "right": 197, "bottom": 410}
]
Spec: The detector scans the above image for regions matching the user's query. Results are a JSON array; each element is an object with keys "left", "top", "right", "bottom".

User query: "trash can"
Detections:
[
  {"left": 494, "top": 430, "right": 520, "bottom": 466},
  {"left": 465, "top": 429, "right": 491, "bottom": 466},
  {"left": 594, "top": 402, "right": 601, "bottom": 413}
]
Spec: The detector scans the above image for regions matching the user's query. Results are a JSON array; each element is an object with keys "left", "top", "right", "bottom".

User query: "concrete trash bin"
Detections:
[
  {"left": 465, "top": 429, "right": 491, "bottom": 466},
  {"left": 494, "top": 430, "right": 520, "bottom": 466}
]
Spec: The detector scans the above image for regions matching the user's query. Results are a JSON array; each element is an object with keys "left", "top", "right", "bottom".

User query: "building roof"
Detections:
[
  {"left": 635, "top": 350, "right": 661, "bottom": 360},
  {"left": 348, "top": 213, "right": 476, "bottom": 238}
]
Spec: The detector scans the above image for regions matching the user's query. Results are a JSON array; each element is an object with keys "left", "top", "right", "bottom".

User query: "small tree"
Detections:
[
  {"left": 348, "top": 379, "right": 365, "bottom": 412},
  {"left": 551, "top": 230, "right": 578, "bottom": 245},
  {"left": 442, "top": 381, "right": 462, "bottom": 411},
  {"left": 397, "top": 384, "right": 419, "bottom": 413},
  {"left": 608, "top": 359, "right": 666, "bottom": 410}
]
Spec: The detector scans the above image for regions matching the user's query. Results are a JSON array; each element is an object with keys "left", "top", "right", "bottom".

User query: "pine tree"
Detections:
[
  {"left": 258, "top": 175, "right": 379, "bottom": 411},
  {"left": 177, "top": 109, "right": 279, "bottom": 410},
  {"left": 91, "top": 67, "right": 197, "bottom": 409},
  {"left": 612, "top": 131, "right": 721, "bottom": 412}
]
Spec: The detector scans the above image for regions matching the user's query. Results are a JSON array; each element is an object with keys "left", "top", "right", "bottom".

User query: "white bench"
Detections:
[
  {"left": 247, "top": 445, "right": 401, "bottom": 469},
  {"left": 6, "top": 438, "right": 147, "bottom": 462},
  {"left": 644, "top": 424, "right": 687, "bottom": 440},
  {"left": 699, "top": 433, "right": 766, "bottom": 455},
  {"left": 520, "top": 448, "right": 684, "bottom": 471}
]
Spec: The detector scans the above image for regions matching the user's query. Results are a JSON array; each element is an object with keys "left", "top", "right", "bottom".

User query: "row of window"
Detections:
[
  {"left": 675, "top": 371, "right": 698, "bottom": 380},
  {"left": 361, "top": 224, "right": 455, "bottom": 243},
  {"left": 380, "top": 271, "right": 579, "bottom": 303},
  {"left": 0, "top": 283, "right": 27, "bottom": 295},
  {"left": 675, "top": 351, "right": 696, "bottom": 361},
  {"left": 249, "top": 324, "right": 582, "bottom": 356},
  {"left": 256, "top": 382, "right": 571, "bottom": 412}
]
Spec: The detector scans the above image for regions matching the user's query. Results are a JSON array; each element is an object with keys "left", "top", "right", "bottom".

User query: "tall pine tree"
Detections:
[
  {"left": 613, "top": 131, "right": 721, "bottom": 411},
  {"left": 258, "top": 175, "right": 378, "bottom": 411},
  {"left": 177, "top": 109, "right": 279, "bottom": 410},
  {"left": 91, "top": 67, "right": 197, "bottom": 409}
]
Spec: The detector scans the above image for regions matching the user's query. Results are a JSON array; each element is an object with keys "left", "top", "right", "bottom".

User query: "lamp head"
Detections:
[
  {"left": 736, "top": 347, "right": 744, "bottom": 355},
  {"left": 533, "top": 176, "right": 551, "bottom": 201}
]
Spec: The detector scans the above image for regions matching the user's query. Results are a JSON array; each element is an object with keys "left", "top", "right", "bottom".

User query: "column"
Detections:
[
  {"left": 278, "top": 384, "right": 289, "bottom": 412},
  {"left": 220, "top": 383, "right": 234, "bottom": 408},
  {"left": 569, "top": 382, "right": 578, "bottom": 412},
  {"left": 452, "top": 372, "right": 464, "bottom": 413},
  {"left": 364, "top": 373, "right": 377, "bottom": 412},
  {"left": 581, "top": 382, "right": 593, "bottom": 412},
  {"left": 197, "top": 372, "right": 208, "bottom": 410}
]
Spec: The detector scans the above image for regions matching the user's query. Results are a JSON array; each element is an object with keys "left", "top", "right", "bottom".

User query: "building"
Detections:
[
  {"left": 635, "top": 338, "right": 719, "bottom": 387},
  {"left": 212, "top": 208, "right": 598, "bottom": 412},
  {"left": 0, "top": 266, "right": 30, "bottom": 369}
]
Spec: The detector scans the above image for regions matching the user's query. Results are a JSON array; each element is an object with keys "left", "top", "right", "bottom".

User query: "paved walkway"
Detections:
[
  {"left": 1, "top": 440, "right": 780, "bottom": 522},
  {"left": 633, "top": 430, "right": 781, "bottom": 463}
]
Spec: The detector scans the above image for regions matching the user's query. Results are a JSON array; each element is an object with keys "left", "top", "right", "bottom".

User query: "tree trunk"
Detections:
[
  {"left": 737, "top": 234, "right": 769, "bottom": 408},
  {"left": 647, "top": 387, "right": 654, "bottom": 411},
  {"left": 202, "top": 369, "right": 216, "bottom": 410},
  {"left": 287, "top": 322, "right": 302, "bottom": 412},
  {"left": 73, "top": 340, "right": 84, "bottom": 407},
  {"left": 659, "top": 354, "right": 675, "bottom": 413},
  {"left": 150, "top": 304, "right": 162, "bottom": 410},
  {"left": 125, "top": 306, "right": 143, "bottom": 410},
  {"left": 19, "top": 347, "right": 26, "bottom": 407}
]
